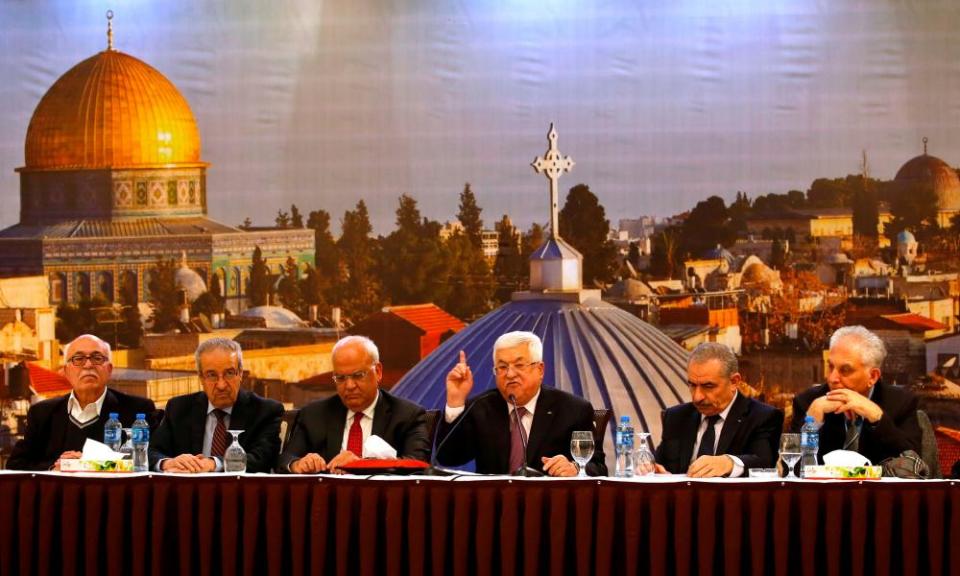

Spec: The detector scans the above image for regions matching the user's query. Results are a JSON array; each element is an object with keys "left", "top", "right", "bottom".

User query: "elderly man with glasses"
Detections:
[
  {"left": 7, "top": 334, "right": 156, "bottom": 471},
  {"left": 436, "top": 331, "right": 608, "bottom": 476},
  {"left": 149, "top": 337, "right": 283, "bottom": 473},
  {"left": 278, "top": 335, "right": 430, "bottom": 474}
]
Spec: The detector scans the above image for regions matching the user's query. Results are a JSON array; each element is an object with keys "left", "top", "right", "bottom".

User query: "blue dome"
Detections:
[
  {"left": 391, "top": 295, "right": 689, "bottom": 448},
  {"left": 897, "top": 229, "right": 916, "bottom": 244}
]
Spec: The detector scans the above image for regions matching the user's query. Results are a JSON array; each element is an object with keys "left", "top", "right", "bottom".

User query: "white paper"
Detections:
[
  {"left": 821, "top": 449, "right": 871, "bottom": 467},
  {"left": 362, "top": 435, "right": 397, "bottom": 459},
  {"left": 81, "top": 438, "right": 127, "bottom": 461}
]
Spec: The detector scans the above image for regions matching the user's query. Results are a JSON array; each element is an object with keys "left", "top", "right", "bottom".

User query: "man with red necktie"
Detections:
[{"left": 279, "top": 335, "right": 430, "bottom": 474}]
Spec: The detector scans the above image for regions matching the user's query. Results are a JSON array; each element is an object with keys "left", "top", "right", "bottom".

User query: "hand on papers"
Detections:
[
  {"left": 687, "top": 455, "right": 734, "bottom": 478},
  {"left": 162, "top": 454, "right": 216, "bottom": 473},
  {"left": 326, "top": 450, "right": 360, "bottom": 473},
  {"left": 541, "top": 455, "right": 577, "bottom": 477},
  {"left": 53, "top": 450, "right": 82, "bottom": 471},
  {"left": 445, "top": 350, "right": 473, "bottom": 408}
]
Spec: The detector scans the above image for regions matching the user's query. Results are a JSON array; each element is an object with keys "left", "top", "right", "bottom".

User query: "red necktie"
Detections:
[
  {"left": 211, "top": 410, "right": 229, "bottom": 458},
  {"left": 347, "top": 412, "right": 364, "bottom": 457},
  {"left": 509, "top": 406, "right": 528, "bottom": 473}
]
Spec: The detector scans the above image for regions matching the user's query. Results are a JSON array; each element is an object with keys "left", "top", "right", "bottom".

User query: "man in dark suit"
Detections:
[
  {"left": 7, "top": 334, "right": 156, "bottom": 471},
  {"left": 436, "top": 331, "right": 607, "bottom": 476},
  {"left": 279, "top": 335, "right": 430, "bottom": 473},
  {"left": 790, "top": 325, "right": 920, "bottom": 465},
  {"left": 655, "top": 342, "right": 783, "bottom": 477},
  {"left": 149, "top": 337, "right": 283, "bottom": 473}
]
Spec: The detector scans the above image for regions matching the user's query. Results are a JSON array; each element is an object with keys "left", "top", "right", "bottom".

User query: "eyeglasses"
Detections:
[
  {"left": 493, "top": 361, "right": 540, "bottom": 375},
  {"left": 67, "top": 353, "right": 109, "bottom": 367},
  {"left": 200, "top": 368, "right": 240, "bottom": 384},
  {"left": 332, "top": 368, "right": 373, "bottom": 384}
]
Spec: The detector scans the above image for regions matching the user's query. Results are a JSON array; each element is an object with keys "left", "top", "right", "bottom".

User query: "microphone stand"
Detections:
[
  {"left": 508, "top": 394, "right": 543, "bottom": 477},
  {"left": 421, "top": 398, "right": 480, "bottom": 476}
]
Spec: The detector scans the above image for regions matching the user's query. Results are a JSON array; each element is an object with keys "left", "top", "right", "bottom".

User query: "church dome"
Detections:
[
  {"left": 893, "top": 149, "right": 960, "bottom": 211},
  {"left": 23, "top": 49, "right": 203, "bottom": 170}
]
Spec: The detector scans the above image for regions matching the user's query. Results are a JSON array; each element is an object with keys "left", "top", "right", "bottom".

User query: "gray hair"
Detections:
[
  {"left": 65, "top": 334, "right": 112, "bottom": 362},
  {"left": 493, "top": 331, "right": 543, "bottom": 363},
  {"left": 195, "top": 337, "right": 244, "bottom": 373},
  {"left": 830, "top": 325, "right": 886, "bottom": 370},
  {"left": 687, "top": 342, "right": 738, "bottom": 379},
  {"left": 332, "top": 335, "right": 380, "bottom": 364}
]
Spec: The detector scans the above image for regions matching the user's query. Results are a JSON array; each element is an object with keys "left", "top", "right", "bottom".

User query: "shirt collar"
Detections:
[
  {"left": 67, "top": 386, "right": 108, "bottom": 422},
  {"left": 346, "top": 390, "right": 380, "bottom": 421},
  {"left": 511, "top": 387, "right": 541, "bottom": 416},
  {"left": 207, "top": 401, "right": 234, "bottom": 416}
]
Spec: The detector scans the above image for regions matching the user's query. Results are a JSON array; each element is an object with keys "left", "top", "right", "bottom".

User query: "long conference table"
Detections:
[{"left": 0, "top": 471, "right": 957, "bottom": 576}]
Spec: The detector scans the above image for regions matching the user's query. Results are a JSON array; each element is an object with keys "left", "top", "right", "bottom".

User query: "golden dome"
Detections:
[{"left": 23, "top": 50, "right": 203, "bottom": 170}]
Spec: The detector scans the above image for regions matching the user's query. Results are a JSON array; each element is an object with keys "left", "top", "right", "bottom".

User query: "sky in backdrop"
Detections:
[{"left": 2, "top": 0, "right": 959, "bottom": 234}]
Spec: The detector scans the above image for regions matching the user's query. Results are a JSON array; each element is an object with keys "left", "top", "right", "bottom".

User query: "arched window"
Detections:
[{"left": 49, "top": 272, "right": 66, "bottom": 304}]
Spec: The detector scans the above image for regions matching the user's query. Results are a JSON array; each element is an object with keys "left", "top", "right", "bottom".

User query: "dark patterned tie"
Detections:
[
  {"left": 696, "top": 415, "right": 722, "bottom": 458},
  {"left": 509, "top": 407, "right": 528, "bottom": 473},
  {"left": 347, "top": 412, "right": 364, "bottom": 457},
  {"left": 844, "top": 417, "right": 862, "bottom": 452},
  {"left": 210, "top": 410, "right": 229, "bottom": 458}
]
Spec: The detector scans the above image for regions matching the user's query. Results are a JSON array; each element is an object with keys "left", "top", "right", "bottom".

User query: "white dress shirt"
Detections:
[
  {"left": 444, "top": 388, "right": 541, "bottom": 440},
  {"left": 340, "top": 391, "right": 380, "bottom": 454},
  {"left": 67, "top": 387, "right": 108, "bottom": 428}
]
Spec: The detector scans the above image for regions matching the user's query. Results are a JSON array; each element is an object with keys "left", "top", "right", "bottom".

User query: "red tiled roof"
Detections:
[
  {"left": 880, "top": 313, "right": 946, "bottom": 331},
  {"left": 385, "top": 304, "right": 465, "bottom": 335},
  {"left": 26, "top": 362, "right": 71, "bottom": 396}
]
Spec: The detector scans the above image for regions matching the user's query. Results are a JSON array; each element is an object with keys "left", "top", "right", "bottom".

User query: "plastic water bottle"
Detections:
[
  {"left": 103, "top": 412, "right": 122, "bottom": 452},
  {"left": 615, "top": 415, "right": 635, "bottom": 478},
  {"left": 131, "top": 413, "right": 150, "bottom": 472},
  {"left": 800, "top": 416, "right": 819, "bottom": 477}
]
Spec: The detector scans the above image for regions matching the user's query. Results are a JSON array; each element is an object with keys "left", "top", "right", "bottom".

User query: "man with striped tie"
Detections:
[{"left": 149, "top": 337, "right": 283, "bottom": 473}]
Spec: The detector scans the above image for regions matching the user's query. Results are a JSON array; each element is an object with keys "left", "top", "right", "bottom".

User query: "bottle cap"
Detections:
[
  {"left": 135, "top": 413, "right": 145, "bottom": 420},
  {"left": 620, "top": 415, "right": 630, "bottom": 423},
  {"left": 804, "top": 415, "right": 814, "bottom": 423},
  {"left": 109, "top": 412, "right": 119, "bottom": 419}
]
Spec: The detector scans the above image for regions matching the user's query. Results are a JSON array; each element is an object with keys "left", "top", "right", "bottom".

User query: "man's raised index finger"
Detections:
[{"left": 459, "top": 350, "right": 466, "bottom": 364}]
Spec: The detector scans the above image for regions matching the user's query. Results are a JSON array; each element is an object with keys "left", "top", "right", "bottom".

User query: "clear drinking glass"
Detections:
[
  {"left": 779, "top": 433, "right": 802, "bottom": 478},
  {"left": 570, "top": 431, "right": 594, "bottom": 478},
  {"left": 119, "top": 428, "right": 134, "bottom": 459},
  {"left": 634, "top": 432, "right": 656, "bottom": 476},
  {"left": 224, "top": 430, "right": 247, "bottom": 473}
]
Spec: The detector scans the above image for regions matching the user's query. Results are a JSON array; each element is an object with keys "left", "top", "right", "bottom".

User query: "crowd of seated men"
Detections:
[{"left": 8, "top": 326, "right": 957, "bottom": 479}]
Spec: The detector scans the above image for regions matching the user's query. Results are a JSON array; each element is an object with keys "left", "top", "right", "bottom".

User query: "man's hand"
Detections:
[
  {"left": 326, "top": 450, "right": 360, "bottom": 474},
  {"left": 53, "top": 450, "right": 82, "bottom": 471},
  {"left": 654, "top": 463, "right": 669, "bottom": 474},
  {"left": 806, "top": 395, "right": 844, "bottom": 424},
  {"left": 161, "top": 454, "right": 209, "bottom": 473},
  {"left": 687, "top": 455, "right": 734, "bottom": 478},
  {"left": 824, "top": 388, "right": 883, "bottom": 423},
  {"left": 290, "top": 453, "right": 327, "bottom": 474},
  {"left": 445, "top": 350, "right": 473, "bottom": 408},
  {"left": 541, "top": 455, "right": 578, "bottom": 477}
]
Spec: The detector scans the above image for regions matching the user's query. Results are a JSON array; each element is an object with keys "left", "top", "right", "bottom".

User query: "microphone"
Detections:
[
  {"left": 508, "top": 394, "right": 543, "bottom": 477},
  {"left": 422, "top": 395, "right": 482, "bottom": 476}
]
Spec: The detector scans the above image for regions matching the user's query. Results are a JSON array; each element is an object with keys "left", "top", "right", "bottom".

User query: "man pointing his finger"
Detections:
[{"left": 435, "top": 331, "right": 607, "bottom": 476}]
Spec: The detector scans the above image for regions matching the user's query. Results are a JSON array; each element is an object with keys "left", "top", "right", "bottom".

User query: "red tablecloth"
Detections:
[{"left": 0, "top": 473, "right": 957, "bottom": 576}]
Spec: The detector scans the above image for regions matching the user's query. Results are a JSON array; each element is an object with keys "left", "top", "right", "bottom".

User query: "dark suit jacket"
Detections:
[
  {"left": 148, "top": 389, "right": 283, "bottom": 473},
  {"left": 790, "top": 380, "right": 921, "bottom": 464},
  {"left": 655, "top": 393, "right": 784, "bottom": 475},
  {"left": 7, "top": 388, "right": 156, "bottom": 471},
  {"left": 277, "top": 389, "right": 430, "bottom": 472},
  {"left": 435, "top": 387, "right": 608, "bottom": 476}
]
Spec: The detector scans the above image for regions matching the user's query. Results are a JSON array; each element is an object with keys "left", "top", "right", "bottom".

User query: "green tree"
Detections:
[
  {"left": 681, "top": 195, "right": 736, "bottom": 258},
  {"left": 248, "top": 246, "right": 270, "bottom": 307},
  {"left": 728, "top": 191, "right": 752, "bottom": 236},
  {"left": 649, "top": 227, "right": 681, "bottom": 278},
  {"left": 299, "top": 263, "right": 329, "bottom": 319},
  {"left": 493, "top": 215, "right": 526, "bottom": 302},
  {"left": 380, "top": 195, "right": 450, "bottom": 305},
  {"left": 442, "top": 232, "right": 494, "bottom": 320},
  {"left": 887, "top": 182, "right": 939, "bottom": 241},
  {"left": 275, "top": 210, "right": 290, "bottom": 229},
  {"left": 770, "top": 238, "right": 787, "bottom": 269},
  {"left": 338, "top": 200, "right": 383, "bottom": 318},
  {"left": 558, "top": 184, "right": 618, "bottom": 286},
  {"left": 277, "top": 256, "right": 304, "bottom": 314},
  {"left": 290, "top": 204, "right": 304, "bottom": 228},
  {"left": 239, "top": 217, "right": 252, "bottom": 229},
  {"left": 522, "top": 222, "right": 546, "bottom": 260},
  {"left": 457, "top": 183, "right": 483, "bottom": 248},
  {"left": 118, "top": 273, "right": 142, "bottom": 348},
  {"left": 147, "top": 257, "right": 181, "bottom": 333}
]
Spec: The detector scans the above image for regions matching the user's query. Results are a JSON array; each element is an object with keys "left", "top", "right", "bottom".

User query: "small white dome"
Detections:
[
  {"left": 174, "top": 252, "right": 207, "bottom": 302},
  {"left": 239, "top": 305, "right": 305, "bottom": 328}
]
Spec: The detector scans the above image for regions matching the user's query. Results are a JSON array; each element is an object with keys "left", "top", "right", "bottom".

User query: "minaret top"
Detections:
[{"left": 106, "top": 10, "right": 114, "bottom": 51}]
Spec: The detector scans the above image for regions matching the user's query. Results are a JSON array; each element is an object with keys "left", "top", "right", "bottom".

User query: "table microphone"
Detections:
[
  {"left": 422, "top": 394, "right": 483, "bottom": 476},
  {"left": 508, "top": 394, "right": 543, "bottom": 477}
]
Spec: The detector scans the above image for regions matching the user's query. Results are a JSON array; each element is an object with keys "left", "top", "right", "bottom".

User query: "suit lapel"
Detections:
[
  {"left": 678, "top": 406, "right": 701, "bottom": 467},
  {"left": 102, "top": 389, "right": 120, "bottom": 418},
  {"left": 190, "top": 393, "right": 207, "bottom": 454},
  {"left": 229, "top": 390, "right": 249, "bottom": 442},
  {"left": 526, "top": 388, "right": 556, "bottom": 467},
  {"left": 715, "top": 393, "right": 748, "bottom": 456},
  {"left": 326, "top": 397, "right": 348, "bottom": 460},
  {"left": 50, "top": 395, "right": 71, "bottom": 454},
  {"left": 485, "top": 394, "right": 512, "bottom": 473},
  {"left": 371, "top": 391, "right": 390, "bottom": 438}
]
